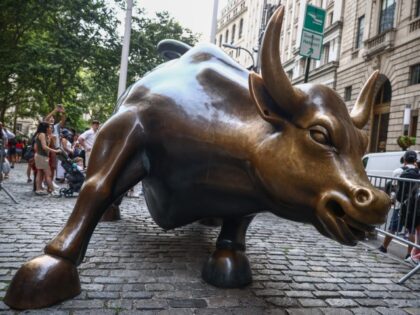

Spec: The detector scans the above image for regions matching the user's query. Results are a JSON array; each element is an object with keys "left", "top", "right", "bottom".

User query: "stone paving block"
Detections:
[
  {"left": 350, "top": 307, "right": 381, "bottom": 314},
  {"left": 320, "top": 308, "right": 353, "bottom": 315},
  {"left": 168, "top": 298, "right": 207, "bottom": 308},
  {"left": 375, "top": 307, "right": 410, "bottom": 315},
  {"left": 325, "top": 298, "right": 358, "bottom": 307},
  {"left": 298, "top": 298, "right": 327, "bottom": 307},
  {"left": 134, "top": 299, "right": 168, "bottom": 310},
  {"left": 286, "top": 308, "right": 323, "bottom": 315},
  {"left": 285, "top": 291, "right": 313, "bottom": 298},
  {"left": 266, "top": 297, "right": 299, "bottom": 307}
]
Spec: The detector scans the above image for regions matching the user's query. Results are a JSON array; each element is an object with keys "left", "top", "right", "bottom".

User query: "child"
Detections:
[{"left": 73, "top": 157, "right": 84, "bottom": 171}]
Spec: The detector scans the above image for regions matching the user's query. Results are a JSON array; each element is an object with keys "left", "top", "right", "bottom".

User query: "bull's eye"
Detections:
[{"left": 309, "top": 126, "right": 331, "bottom": 146}]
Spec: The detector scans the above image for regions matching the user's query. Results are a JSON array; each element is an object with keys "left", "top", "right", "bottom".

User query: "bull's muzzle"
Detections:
[{"left": 315, "top": 187, "right": 391, "bottom": 246}]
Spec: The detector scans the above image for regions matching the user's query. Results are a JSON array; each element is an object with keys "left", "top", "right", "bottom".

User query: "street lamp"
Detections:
[{"left": 222, "top": 43, "right": 256, "bottom": 71}]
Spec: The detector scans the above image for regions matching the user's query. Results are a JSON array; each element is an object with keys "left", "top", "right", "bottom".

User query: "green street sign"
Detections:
[
  {"left": 300, "top": 4, "right": 326, "bottom": 60},
  {"left": 303, "top": 4, "right": 326, "bottom": 34}
]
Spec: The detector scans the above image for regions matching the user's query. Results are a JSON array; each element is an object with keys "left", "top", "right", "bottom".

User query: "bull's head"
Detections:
[{"left": 249, "top": 6, "right": 390, "bottom": 245}]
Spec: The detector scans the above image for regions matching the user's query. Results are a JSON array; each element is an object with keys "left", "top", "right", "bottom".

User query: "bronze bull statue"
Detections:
[{"left": 5, "top": 6, "right": 390, "bottom": 309}]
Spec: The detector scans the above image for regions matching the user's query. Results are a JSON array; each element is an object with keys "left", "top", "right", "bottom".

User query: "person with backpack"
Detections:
[{"left": 378, "top": 151, "right": 418, "bottom": 259}]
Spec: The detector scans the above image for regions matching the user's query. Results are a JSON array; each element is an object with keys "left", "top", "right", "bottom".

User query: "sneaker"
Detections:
[
  {"left": 52, "top": 182, "right": 60, "bottom": 189},
  {"left": 35, "top": 190, "right": 48, "bottom": 196},
  {"left": 378, "top": 245, "right": 387, "bottom": 253},
  {"left": 49, "top": 190, "right": 60, "bottom": 197}
]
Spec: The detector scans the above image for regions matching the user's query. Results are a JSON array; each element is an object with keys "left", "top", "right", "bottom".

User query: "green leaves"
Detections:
[{"left": 0, "top": 0, "right": 198, "bottom": 131}]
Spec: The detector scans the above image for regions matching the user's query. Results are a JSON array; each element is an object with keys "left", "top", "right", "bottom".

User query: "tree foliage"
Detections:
[{"left": 0, "top": 0, "right": 198, "bottom": 132}]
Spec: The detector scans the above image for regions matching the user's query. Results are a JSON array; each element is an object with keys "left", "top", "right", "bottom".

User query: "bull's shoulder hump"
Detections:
[{"left": 117, "top": 43, "right": 250, "bottom": 112}]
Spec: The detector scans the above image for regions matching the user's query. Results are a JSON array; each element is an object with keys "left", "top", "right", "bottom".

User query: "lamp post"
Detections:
[
  {"left": 222, "top": 43, "right": 256, "bottom": 72},
  {"left": 117, "top": 0, "right": 134, "bottom": 99}
]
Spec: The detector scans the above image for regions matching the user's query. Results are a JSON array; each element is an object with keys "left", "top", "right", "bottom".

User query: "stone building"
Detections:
[
  {"left": 216, "top": 0, "right": 281, "bottom": 71},
  {"left": 337, "top": 0, "right": 420, "bottom": 152},
  {"left": 216, "top": 0, "right": 343, "bottom": 88},
  {"left": 216, "top": 0, "right": 420, "bottom": 153}
]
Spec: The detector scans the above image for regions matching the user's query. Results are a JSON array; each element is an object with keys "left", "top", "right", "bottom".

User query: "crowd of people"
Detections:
[
  {"left": 0, "top": 105, "right": 100, "bottom": 196},
  {"left": 378, "top": 150, "right": 420, "bottom": 266}
]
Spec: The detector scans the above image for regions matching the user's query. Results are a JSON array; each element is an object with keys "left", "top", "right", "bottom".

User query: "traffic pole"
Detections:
[
  {"left": 117, "top": 0, "right": 134, "bottom": 99},
  {"left": 304, "top": 57, "right": 311, "bottom": 83}
]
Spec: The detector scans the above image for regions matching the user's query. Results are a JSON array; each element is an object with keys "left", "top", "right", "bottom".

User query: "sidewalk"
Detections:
[{"left": 0, "top": 164, "right": 419, "bottom": 314}]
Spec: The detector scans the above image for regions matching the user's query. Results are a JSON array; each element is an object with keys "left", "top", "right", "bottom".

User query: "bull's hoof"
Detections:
[
  {"left": 101, "top": 204, "right": 121, "bottom": 221},
  {"left": 4, "top": 254, "right": 81, "bottom": 310},
  {"left": 202, "top": 249, "right": 252, "bottom": 288}
]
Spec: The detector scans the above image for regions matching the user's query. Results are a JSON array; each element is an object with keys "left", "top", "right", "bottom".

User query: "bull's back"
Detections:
[{"left": 117, "top": 44, "right": 267, "bottom": 229}]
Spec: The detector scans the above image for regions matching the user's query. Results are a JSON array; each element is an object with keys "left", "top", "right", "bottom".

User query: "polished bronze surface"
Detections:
[{"left": 5, "top": 6, "right": 390, "bottom": 309}]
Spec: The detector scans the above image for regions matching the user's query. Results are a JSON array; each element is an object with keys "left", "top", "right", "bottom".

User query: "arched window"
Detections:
[
  {"left": 219, "top": 34, "right": 223, "bottom": 47},
  {"left": 231, "top": 24, "right": 236, "bottom": 43},
  {"left": 239, "top": 19, "right": 244, "bottom": 39},
  {"left": 225, "top": 29, "right": 229, "bottom": 44}
]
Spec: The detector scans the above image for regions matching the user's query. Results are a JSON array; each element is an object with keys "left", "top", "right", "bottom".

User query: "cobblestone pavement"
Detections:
[{"left": 0, "top": 164, "right": 419, "bottom": 315}]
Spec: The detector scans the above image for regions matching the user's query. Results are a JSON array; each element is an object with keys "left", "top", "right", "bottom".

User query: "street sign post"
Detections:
[{"left": 299, "top": 4, "right": 326, "bottom": 82}]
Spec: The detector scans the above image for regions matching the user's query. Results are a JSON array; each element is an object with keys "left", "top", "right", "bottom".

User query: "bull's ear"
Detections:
[{"left": 249, "top": 72, "right": 285, "bottom": 125}]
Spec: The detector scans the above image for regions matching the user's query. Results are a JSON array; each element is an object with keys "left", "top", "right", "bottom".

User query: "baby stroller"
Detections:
[{"left": 56, "top": 151, "right": 85, "bottom": 197}]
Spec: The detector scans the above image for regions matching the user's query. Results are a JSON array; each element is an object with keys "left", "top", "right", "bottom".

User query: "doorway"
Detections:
[{"left": 370, "top": 79, "right": 391, "bottom": 152}]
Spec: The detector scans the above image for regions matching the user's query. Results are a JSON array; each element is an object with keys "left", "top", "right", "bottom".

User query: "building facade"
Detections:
[
  {"left": 217, "top": 0, "right": 420, "bottom": 153},
  {"left": 337, "top": 0, "right": 420, "bottom": 152},
  {"left": 216, "top": 0, "right": 281, "bottom": 70}
]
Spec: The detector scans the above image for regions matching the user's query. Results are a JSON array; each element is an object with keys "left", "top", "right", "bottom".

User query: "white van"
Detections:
[{"left": 362, "top": 151, "right": 419, "bottom": 177}]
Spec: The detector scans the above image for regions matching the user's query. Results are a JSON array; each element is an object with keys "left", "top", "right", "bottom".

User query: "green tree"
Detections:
[{"left": 0, "top": 0, "right": 198, "bottom": 132}]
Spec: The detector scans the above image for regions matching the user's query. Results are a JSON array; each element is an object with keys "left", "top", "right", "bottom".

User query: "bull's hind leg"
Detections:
[
  {"left": 202, "top": 215, "right": 255, "bottom": 288},
  {"left": 4, "top": 110, "right": 148, "bottom": 310}
]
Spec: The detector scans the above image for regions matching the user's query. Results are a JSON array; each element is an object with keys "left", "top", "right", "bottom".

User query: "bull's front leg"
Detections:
[
  {"left": 202, "top": 215, "right": 255, "bottom": 288},
  {"left": 4, "top": 111, "right": 148, "bottom": 310}
]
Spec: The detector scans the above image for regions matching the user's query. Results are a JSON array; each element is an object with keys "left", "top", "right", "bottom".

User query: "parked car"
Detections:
[{"left": 363, "top": 151, "right": 420, "bottom": 178}]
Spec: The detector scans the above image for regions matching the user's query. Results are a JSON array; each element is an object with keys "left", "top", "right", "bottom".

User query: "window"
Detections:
[
  {"left": 231, "top": 24, "right": 236, "bottom": 43},
  {"left": 379, "top": 0, "right": 396, "bottom": 33},
  {"left": 417, "top": 0, "right": 420, "bottom": 17},
  {"left": 287, "top": 70, "right": 293, "bottom": 79},
  {"left": 225, "top": 30, "right": 229, "bottom": 44},
  {"left": 239, "top": 19, "right": 243, "bottom": 39},
  {"left": 410, "top": 64, "right": 420, "bottom": 85},
  {"left": 328, "top": 12, "right": 333, "bottom": 26},
  {"left": 409, "top": 110, "right": 418, "bottom": 138},
  {"left": 219, "top": 34, "right": 223, "bottom": 47},
  {"left": 323, "top": 43, "right": 330, "bottom": 64},
  {"left": 356, "top": 15, "right": 365, "bottom": 49},
  {"left": 344, "top": 86, "right": 352, "bottom": 101}
]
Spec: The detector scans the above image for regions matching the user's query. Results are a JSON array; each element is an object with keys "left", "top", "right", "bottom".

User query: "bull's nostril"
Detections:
[{"left": 355, "top": 188, "right": 371, "bottom": 204}]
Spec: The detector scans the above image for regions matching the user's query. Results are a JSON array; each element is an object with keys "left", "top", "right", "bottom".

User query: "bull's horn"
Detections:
[
  {"left": 350, "top": 71, "right": 379, "bottom": 129},
  {"left": 260, "top": 5, "right": 298, "bottom": 113}
]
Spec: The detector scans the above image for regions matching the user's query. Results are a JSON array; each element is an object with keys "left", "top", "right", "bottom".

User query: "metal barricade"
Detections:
[{"left": 368, "top": 174, "right": 420, "bottom": 284}]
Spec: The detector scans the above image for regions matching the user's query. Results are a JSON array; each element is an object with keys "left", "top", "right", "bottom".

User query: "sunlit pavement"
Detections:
[{"left": 0, "top": 164, "right": 419, "bottom": 314}]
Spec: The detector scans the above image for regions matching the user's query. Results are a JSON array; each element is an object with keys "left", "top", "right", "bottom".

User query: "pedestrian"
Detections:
[
  {"left": 33, "top": 122, "right": 61, "bottom": 196},
  {"left": 0, "top": 122, "right": 9, "bottom": 180},
  {"left": 44, "top": 104, "right": 66, "bottom": 181},
  {"left": 78, "top": 120, "right": 99, "bottom": 168},
  {"left": 56, "top": 129, "right": 74, "bottom": 182},
  {"left": 15, "top": 138, "right": 23, "bottom": 163},
  {"left": 7, "top": 137, "right": 16, "bottom": 168},
  {"left": 378, "top": 150, "right": 418, "bottom": 259}
]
